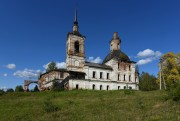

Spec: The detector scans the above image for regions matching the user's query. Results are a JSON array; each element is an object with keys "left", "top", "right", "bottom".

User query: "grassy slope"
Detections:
[{"left": 0, "top": 90, "right": 179, "bottom": 121}]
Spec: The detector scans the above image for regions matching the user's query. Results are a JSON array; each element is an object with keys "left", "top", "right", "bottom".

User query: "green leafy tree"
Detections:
[
  {"left": 46, "top": 61, "right": 57, "bottom": 72},
  {"left": 0, "top": 89, "right": 5, "bottom": 95},
  {"left": 158, "top": 52, "right": 180, "bottom": 89},
  {"left": 139, "top": 72, "right": 158, "bottom": 91},
  {"left": 15, "top": 85, "right": 24, "bottom": 92},
  {"left": 33, "top": 85, "right": 39, "bottom": 92},
  {"left": 51, "top": 80, "right": 63, "bottom": 91},
  {"left": 6, "top": 88, "right": 14, "bottom": 93}
]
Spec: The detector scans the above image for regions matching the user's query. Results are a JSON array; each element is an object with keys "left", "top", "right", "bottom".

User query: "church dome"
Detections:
[{"left": 103, "top": 50, "right": 130, "bottom": 64}]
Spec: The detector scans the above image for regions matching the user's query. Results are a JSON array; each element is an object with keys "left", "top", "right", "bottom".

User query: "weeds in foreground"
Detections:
[{"left": 43, "top": 99, "right": 59, "bottom": 113}]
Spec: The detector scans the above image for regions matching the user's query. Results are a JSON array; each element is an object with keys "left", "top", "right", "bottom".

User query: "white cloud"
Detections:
[
  {"left": 3, "top": 73, "right": 7, "bottom": 77},
  {"left": 136, "top": 49, "right": 162, "bottom": 65},
  {"left": 13, "top": 68, "right": 41, "bottom": 79},
  {"left": 137, "top": 58, "right": 153, "bottom": 65},
  {"left": 0, "top": 86, "right": 7, "bottom": 90},
  {"left": 6, "top": 64, "right": 16, "bottom": 69},
  {"left": 56, "top": 62, "right": 66, "bottom": 68},
  {"left": 43, "top": 62, "right": 66, "bottom": 69},
  {"left": 87, "top": 57, "right": 102, "bottom": 63},
  {"left": 137, "top": 49, "right": 162, "bottom": 58},
  {"left": 43, "top": 62, "right": 50, "bottom": 69}
]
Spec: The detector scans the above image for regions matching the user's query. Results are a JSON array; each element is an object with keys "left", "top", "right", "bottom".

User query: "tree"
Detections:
[
  {"left": 15, "top": 85, "right": 24, "bottom": 92},
  {"left": 139, "top": 72, "right": 158, "bottom": 91},
  {"left": 51, "top": 80, "right": 63, "bottom": 91},
  {"left": 0, "top": 89, "right": 5, "bottom": 95},
  {"left": 6, "top": 88, "right": 14, "bottom": 93},
  {"left": 158, "top": 52, "right": 180, "bottom": 89},
  {"left": 46, "top": 61, "right": 57, "bottom": 72},
  {"left": 33, "top": 85, "right": 39, "bottom": 92}
]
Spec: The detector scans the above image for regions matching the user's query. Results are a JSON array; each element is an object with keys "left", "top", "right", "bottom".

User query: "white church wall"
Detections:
[
  {"left": 84, "top": 66, "right": 112, "bottom": 81},
  {"left": 69, "top": 79, "right": 138, "bottom": 90}
]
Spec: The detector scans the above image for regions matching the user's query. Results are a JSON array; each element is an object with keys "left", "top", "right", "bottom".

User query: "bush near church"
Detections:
[
  {"left": 139, "top": 72, "right": 158, "bottom": 91},
  {"left": 15, "top": 85, "right": 24, "bottom": 92},
  {"left": 33, "top": 85, "right": 39, "bottom": 92},
  {"left": 6, "top": 88, "right": 14, "bottom": 93},
  {"left": 0, "top": 89, "right": 5, "bottom": 95}
]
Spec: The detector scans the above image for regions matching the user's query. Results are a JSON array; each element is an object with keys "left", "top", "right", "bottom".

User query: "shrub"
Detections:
[
  {"left": 124, "top": 89, "right": 135, "bottom": 95},
  {"left": 0, "top": 89, "right": 5, "bottom": 96},
  {"left": 51, "top": 80, "right": 64, "bottom": 91},
  {"left": 167, "top": 82, "right": 180, "bottom": 101},
  {"left": 6, "top": 88, "right": 14, "bottom": 93},
  {"left": 33, "top": 85, "right": 39, "bottom": 92},
  {"left": 139, "top": 72, "right": 159, "bottom": 91},
  {"left": 43, "top": 99, "right": 58, "bottom": 113},
  {"left": 15, "top": 85, "right": 24, "bottom": 92}
]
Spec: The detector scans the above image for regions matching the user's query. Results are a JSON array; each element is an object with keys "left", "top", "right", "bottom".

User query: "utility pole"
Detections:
[
  {"left": 162, "top": 67, "right": 166, "bottom": 90},
  {"left": 159, "top": 62, "right": 162, "bottom": 90},
  {"left": 159, "top": 58, "right": 166, "bottom": 90}
]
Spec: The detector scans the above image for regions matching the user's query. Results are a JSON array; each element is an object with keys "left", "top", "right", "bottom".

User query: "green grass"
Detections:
[{"left": 0, "top": 90, "right": 179, "bottom": 121}]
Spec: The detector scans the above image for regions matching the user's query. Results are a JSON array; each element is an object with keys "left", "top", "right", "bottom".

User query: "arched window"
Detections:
[{"left": 74, "top": 41, "right": 79, "bottom": 53}]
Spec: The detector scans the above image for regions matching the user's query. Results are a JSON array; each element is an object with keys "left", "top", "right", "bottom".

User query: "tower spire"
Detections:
[
  {"left": 74, "top": 8, "right": 78, "bottom": 22},
  {"left": 73, "top": 8, "right": 78, "bottom": 32}
]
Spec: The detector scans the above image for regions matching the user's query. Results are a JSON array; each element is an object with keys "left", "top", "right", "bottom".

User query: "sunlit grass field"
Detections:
[{"left": 0, "top": 90, "right": 179, "bottom": 121}]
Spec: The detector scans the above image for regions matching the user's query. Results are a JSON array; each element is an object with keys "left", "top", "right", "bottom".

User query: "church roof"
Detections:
[
  {"left": 103, "top": 50, "right": 131, "bottom": 64},
  {"left": 85, "top": 62, "right": 113, "bottom": 70},
  {"left": 68, "top": 31, "right": 85, "bottom": 38},
  {"left": 40, "top": 69, "right": 67, "bottom": 77}
]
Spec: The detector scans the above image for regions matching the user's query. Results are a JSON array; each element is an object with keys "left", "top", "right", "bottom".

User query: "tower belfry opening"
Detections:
[{"left": 74, "top": 41, "right": 80, "bottom": 53}]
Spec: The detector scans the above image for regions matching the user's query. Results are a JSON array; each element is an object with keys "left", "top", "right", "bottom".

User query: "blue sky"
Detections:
[{"left": 0, "top": 0, "right": 180, "bottom": 90}]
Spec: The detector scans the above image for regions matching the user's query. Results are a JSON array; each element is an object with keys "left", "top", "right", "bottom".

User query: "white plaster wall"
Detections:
[
  {"left": 68, "top": 79, "right": 138, "bottom": 90},
  {"left": 84, "top": 66, "right": 112, "bottom": 81}
]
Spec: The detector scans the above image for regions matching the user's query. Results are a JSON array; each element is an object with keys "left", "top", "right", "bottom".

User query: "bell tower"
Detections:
[
  {"left": 110, "top": 32, "right": 121, "bottom": 51},
  {"left": 66, "top": 9, "right": 85, "bottom": 72}
]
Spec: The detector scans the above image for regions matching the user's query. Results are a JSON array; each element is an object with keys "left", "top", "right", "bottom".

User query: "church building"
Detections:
[{"left": 38, "top": 10, "right": 139, "bottom": 91}]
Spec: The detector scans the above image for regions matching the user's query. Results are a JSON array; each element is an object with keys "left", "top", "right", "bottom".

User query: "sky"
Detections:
[{"left": 0, "top": 0, "right": 180, "bottom": 90}]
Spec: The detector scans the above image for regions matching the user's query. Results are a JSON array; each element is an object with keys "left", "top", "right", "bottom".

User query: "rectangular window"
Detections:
[
  {"left": 124, "top": 65, "right": 126, "bottom": 70},
  {"left": 107, "top": 73, "right": 109, "bottom": 79},
  {"left": 93, "top": 71, "right": 96, "bottom": 78},
  {"left": 129, "top": 65, "right": 131, "bottom": 71},
  {"left": 92, "top": 84, "right": 95, "bottom": 90},
  {"left": 129, "top": 75, "right": 131, "bottom": 81},
  {"left": 60, "top": 72, "right": 64, "bottom": 78},
  {"left": 76, "top": 84, "right": 79, "bottom": 89},
  {"left": 100, "top": 85, "right": 102, "bottom": 90},
  {"left": 100, "top": 72, "right": 103, "bottom": 79},
  {"left": 124, "top": 75, "right": 126, "bottom": 81},
  {"left": 118, "top": 74, "right": 120, "bottom": 81},
  {"left": 107, "top": 85, "right": 109, "bottom": 90}
]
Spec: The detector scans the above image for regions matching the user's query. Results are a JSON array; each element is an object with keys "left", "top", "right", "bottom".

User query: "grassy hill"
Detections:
[{"left": 0, "top": 90, "right": 179, "bottom": 121}]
